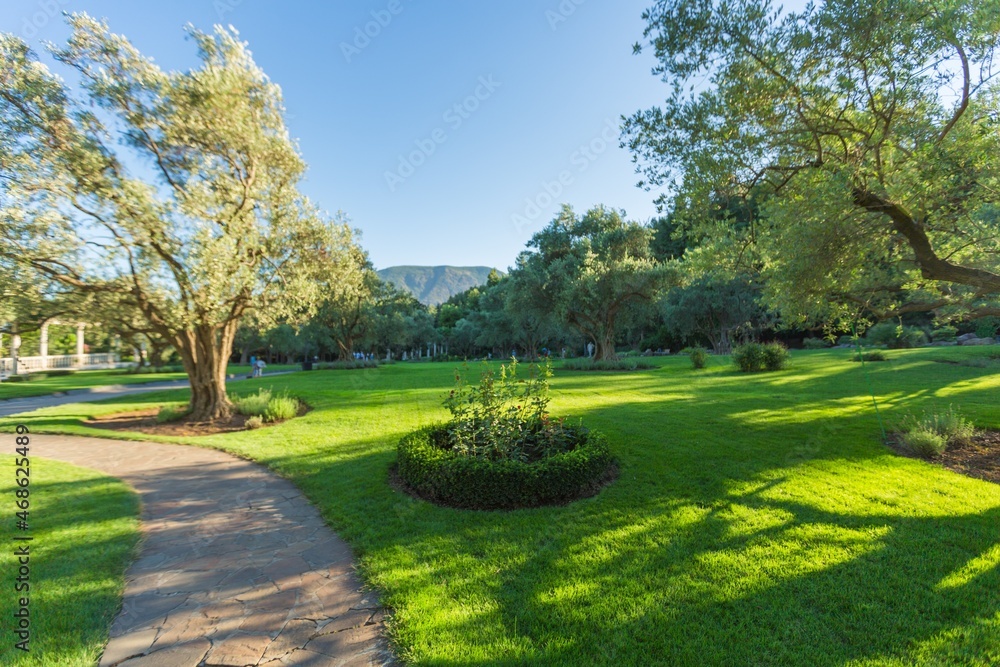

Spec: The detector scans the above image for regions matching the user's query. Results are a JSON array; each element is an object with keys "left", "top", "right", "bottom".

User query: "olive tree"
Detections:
[{"left": 0, "top": 15, "right": 358, "bottom": 419}]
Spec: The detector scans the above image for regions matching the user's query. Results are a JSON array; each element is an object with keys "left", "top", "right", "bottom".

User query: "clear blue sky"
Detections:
[{"left": 4, "top": 1, "right": 680, "bottom": 271}]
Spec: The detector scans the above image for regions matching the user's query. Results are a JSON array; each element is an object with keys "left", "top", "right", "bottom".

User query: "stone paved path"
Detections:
[{"left": 33, "top": 434, "right": 396, "bottom": 667}]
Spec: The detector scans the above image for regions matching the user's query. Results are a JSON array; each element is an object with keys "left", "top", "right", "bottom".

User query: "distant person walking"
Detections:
[{"left": 254, "top": 358, "right": 267, "bottom": 378}]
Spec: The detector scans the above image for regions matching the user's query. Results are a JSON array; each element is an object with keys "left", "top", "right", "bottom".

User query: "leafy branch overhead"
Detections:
[{"left": 624, "top": 0, "right": 1000, "bottom": 323}]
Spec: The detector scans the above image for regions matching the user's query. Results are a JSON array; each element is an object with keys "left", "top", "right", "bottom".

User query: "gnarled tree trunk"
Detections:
[{"left": 175, "top": 321, "right": 238, "bottom": 421}]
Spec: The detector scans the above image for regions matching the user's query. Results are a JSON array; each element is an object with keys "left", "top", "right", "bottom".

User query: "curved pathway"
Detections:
[{"left": 33, "top": 434, "right": 395, "bottom": 667}]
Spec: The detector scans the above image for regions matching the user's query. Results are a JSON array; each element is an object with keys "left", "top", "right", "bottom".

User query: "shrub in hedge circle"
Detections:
[
  {"left": 397, "top": 425, "right": 615, "bottom": 509},
  {"left": 396, "top": 359, "right": 617, "bottom": 509}
]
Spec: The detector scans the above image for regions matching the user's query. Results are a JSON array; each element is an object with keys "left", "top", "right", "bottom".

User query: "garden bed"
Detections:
[
  {"left": 887, "top": 430, "right": 1000, "bottom": 484},
  {"left": 86, "top": 401, "right": 310, "bottom": 436}
]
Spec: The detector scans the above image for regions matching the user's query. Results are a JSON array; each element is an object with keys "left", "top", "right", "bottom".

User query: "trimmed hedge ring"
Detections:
[{"left": 395, "top": 425, "right": 617, "bottom": 510}]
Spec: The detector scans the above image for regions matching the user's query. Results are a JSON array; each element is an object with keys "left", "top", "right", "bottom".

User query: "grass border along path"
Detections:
[
  {"left": 0, "top": 455, "right": 139, "bottom": 667},
  {"left": 3, "top": 347, "right": 1000, "bottom": 665}
]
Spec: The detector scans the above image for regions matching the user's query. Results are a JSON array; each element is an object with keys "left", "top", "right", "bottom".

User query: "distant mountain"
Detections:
[{"left": 377, "top": 265, "right": 501, "bottom": 306}]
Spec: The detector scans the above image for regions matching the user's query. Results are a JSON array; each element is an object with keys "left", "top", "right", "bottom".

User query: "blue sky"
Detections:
[{"left": 4, "top": 1, "right": 680, "bottom": 270}]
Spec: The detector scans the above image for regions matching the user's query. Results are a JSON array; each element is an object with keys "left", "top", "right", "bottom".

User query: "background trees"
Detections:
[
  {"left": 516, "top": 205, "right": 674, "bottom": 360},
  {"left": 624, "top": 0, "right": 1000, "bottom": 325},
  {"left": 0, "top": 16, "right": 359, "bottom": 419}
]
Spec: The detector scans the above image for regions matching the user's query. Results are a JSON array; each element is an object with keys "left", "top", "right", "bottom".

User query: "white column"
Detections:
[
  {"left": 11, "top": 323, "right": 20, "bottom": 375},
  {"left": 39, "top": 320, "right": 50, "bottom": 370},
  {"left": 75, "top": 323, "right": 85, "bottom": 367}
]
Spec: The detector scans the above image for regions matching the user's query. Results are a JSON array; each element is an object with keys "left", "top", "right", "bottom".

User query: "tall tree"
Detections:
[
  {"left": 519, "top": 205, "right": 673, "bottom": 360},
  {"left": 625, "top": 0, "right": 1000, "bottom": 324},
  {"left": 0, "top": 16, "right": 354, "bottom": 419}
]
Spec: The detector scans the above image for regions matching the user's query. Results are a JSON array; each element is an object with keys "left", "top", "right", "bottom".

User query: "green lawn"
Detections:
[
  {"left": 3, "top": 348, "right": 1000, "bottom": 665},
  {"left": 0, "top": 364, "right": 300, "bottom": 400},
  {"left": 0, "top": 457, "right": 140, "bottom": 666}
]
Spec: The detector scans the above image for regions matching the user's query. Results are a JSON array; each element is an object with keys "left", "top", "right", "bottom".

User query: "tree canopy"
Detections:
[
  {"left": 625, "top": 0, "right": 1000, "bottom": 324},
  {"left": 0, "top": 15, "right": 360, "bottom": 418}
]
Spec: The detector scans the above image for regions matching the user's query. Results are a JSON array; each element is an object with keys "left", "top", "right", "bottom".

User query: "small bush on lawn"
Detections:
[
  {"left": 562, "top": 358, "right": 654, "bottom": 371},
  {"left": 733, "top": 342, "right": 788, "bottom": 372},
  {"left": 866, "top": 322, "right": 927, "bottom": 348},
  {"left": 156, "top": 404, "right": 189, "bottom": 424},
  {"left": 265, "top": 393, "right": 299, "bottom": 422},
  {"left": 685, "top": 347, "right": 708, "bottom": 369},
  {"left": 803, "top": 337, "right": 830, "bottom": 349},
  {"left": 853, "top": 350, "right": 888, "bottom": 362},
  {"left": 233, "top": 388, "right": 272, "bottom": 417},
  {"left": 902, "top": 428, "right": 948, "bottom": 458},
  {"left": 245, "top": 415, "right": 264, "bottom": 429},
  {"left": 397, "top": 359, "right": 616, "bottom": 509},
  {"left": 931, "top": 326, "right": 958, "bottom": 342},
  {"left": 899, "top": 406, "right": 976, "bottom": 458}
]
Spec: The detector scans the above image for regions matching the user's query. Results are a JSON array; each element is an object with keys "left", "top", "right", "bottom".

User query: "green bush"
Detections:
[
  {"left": 732, "top": 342, "right": 788, "bottom": 372},
  {"left": 899, "top": 406, "right": 976, "bottom": 458},
  {"left": 732, "top": 343, "right": 766, "bottom": 372},
  {"left": 762, "top": 342, "right": 789, "bottom": 370},
  {"left": 931, "top": 326, "right": 958, "bottom": 342},
  {"left": 837, "top": 334, "right": 860, "bottom": 346},
  {"left": 245, "top": 415, "right": 264, "bottom": 430},
  {"left": 802, "top": 337, "right": 830, "bottom": 349},
  {"left": 685, "top": 347, "right": 708, "bottom": 369},
  {"left": 233, "top": 388, "right": 272, "bottom": 417},
  {"left": 265, "top": 393, "right": 300, "bottom": 422},
  {"left": 975, "top": 316, "right": 1000, "bottom": 339},
  {"left": 853, "top": 350, "right": 888, "bottom": 362},
  {"left": 866, "top": 322, "right": 927, "bottom": 348},
  {"left": 902, "top": 428, "right": 948, "bottom": 458},
  {"left": 561, "top": 358, "right": 654, "bottom": 371},
  {"left": 396, "top": 425, "right": 616, "bottom": 510},
  {"left": 43, "top": 369, "right": 77, "bottom": 377},
  {"left": 156, "top": 404, "right": 189, "bottom": 424}
]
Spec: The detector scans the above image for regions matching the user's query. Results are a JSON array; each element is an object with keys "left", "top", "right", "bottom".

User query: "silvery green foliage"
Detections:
[{"left": 0, "top": 15, "right": 363, "bottom": 417}]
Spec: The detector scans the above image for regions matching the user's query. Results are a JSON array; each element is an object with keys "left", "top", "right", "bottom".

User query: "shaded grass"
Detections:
[
  {"left": 2, "top": 348, "right": 1000, "bottom": 665},
  {"left": 0, "top": 457, "right": 140, "bottom": 666}
]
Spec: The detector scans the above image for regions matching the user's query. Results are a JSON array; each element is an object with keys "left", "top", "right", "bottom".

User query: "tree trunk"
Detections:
[
  {"left": 594, "top": 333, "right": 617, "bottom": 360},
  {"left": 175, "top": 323, "right": 236, "bottom": 422}
]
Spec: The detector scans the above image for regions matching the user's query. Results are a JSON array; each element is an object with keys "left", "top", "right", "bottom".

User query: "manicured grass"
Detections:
[
  {"left": 0, "top": 364, "right": 300, "bottom": 400},
  {"left": 3, "top": 348, "right": 1000, "bottom": 665},
  {"left": 0, "top": 457, "right": 140, "bottom": 666}
]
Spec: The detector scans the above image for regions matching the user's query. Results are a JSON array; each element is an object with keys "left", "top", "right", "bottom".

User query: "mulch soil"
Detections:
[
  {"left": 86, "top": 403, "right": 309, "bottom": 437},
  {"left": 888, "top": 430, "right": 1000, "bottom": 485}
]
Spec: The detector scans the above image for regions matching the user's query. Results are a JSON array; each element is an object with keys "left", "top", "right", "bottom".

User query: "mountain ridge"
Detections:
[{"left": 377, "top": 265, "right": 501, "bottom": 306}]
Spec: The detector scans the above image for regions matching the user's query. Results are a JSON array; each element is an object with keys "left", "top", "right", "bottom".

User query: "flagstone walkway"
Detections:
[{"left": 33, "top": 434, "right": 396, "bottom": 667}]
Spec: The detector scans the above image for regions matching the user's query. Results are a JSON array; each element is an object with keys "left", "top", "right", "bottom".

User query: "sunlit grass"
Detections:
[{"left": 2, "top": 348, "right": 999, "bottom": 665}]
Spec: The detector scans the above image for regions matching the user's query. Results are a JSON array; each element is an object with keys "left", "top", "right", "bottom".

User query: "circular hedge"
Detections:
[{"left": 395, "top": 425, "right": 617, "bottom": 510}]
